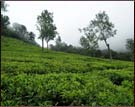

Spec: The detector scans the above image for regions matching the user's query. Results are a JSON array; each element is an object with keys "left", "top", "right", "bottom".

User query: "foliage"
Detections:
[
  {"left": 1, "top": 1, "right": 8, "bottom": 12},
  {"left": 1, "top": 2, "right": 37, "bottom": 46},
  {"left": 29, "top": 32, "right": 35, "bottom": 40},
  {"left": 50, "top": 42, "right": 132, "bottom": 61},
  {"left": 55, "top": 36, "right": 62, "bottom": 47},
  {"left": 1, "top": 15, "right": 10, "bottom": 29},
  {"left": 37, "top": 9, "right": 57, "bottom": 51},
  {"left": 1, "top": 27, "right": 17, "bottom": 38},
  {"left": 1, "top": 1, "right": 10, "bottom": 31},
  {"left": 126, "top": 38, "right": 134, "bottom": 53},
  {"left": 9, "top": 23, "right": 38, "bottom": 46},
  {"left": 81, "top": 11, "right": 117, "bottom": 60},
  {"left": 91, "top": 11, "right": 117, "bottom": 40},
  {"left": 1, "top": 36, "right": 134, "bottom": 106},
  {"left": 79, "top": 26, "right": 99, "bottom": 51},
  {"left": 12, "top": 23, "right": 27, "bottom": 39},
  {"left": 126, "top": 38, "right": 134, "bottom": 61}
]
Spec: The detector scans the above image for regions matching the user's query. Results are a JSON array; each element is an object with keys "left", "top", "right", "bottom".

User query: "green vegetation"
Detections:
[
  {"left": 126, "top": 38, "right": 134, "bottom": 61},
  {"left": 79, "top": 11, "right": 117, "bottom": 60},
  {"left": 1, "top": 2, "right": 133, "bottom": 106},
  {"left": 1, "top": 36, "right": 134, "bottom": 106},
  {"left": 37, "top": 9, "right": 57, "bottom": 51}
]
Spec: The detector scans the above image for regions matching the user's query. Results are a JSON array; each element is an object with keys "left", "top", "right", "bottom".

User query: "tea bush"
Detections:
[
  {"left": 2, "top": 73, "right": 133, "bottom": 106},
  {"left": 1, "top": 36, "right": 134, "bottom": 106}
]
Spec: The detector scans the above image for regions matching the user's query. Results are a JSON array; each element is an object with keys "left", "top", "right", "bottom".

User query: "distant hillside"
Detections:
[{"left": 1, "top": 36, "right": 134, "bottom": 106}]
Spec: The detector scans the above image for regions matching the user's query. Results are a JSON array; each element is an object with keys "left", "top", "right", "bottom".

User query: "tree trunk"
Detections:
[
  {"left": 47, "top": 42, "right": 48, "bottom": 50},
  {"left": 104, "top": 39, "right": 112, "bottom": 60},
  {"left": 42, "top": 38, "right": 44, "bottom": 52},
  {"left": 107, "top": 44, "right": 112, "bottom": 60}
]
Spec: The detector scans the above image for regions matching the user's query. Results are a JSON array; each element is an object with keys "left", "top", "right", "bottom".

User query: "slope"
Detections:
[{"left": 1, "top": 36, "right": 134, "bottom": 106}]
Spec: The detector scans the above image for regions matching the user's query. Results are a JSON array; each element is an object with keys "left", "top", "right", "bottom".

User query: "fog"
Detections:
[{"left": 6, "top": 1, "right": 134, "bottom": 52}]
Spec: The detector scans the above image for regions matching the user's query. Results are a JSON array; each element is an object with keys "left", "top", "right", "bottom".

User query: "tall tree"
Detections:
[
  {"left": 91, "top": 11, "right": 117, "bottom": 60},
  {"left": 37, "top": 10, "right": 57, "bottom": 51}
]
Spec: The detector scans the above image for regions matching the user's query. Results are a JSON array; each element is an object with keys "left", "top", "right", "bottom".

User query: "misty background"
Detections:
[{"left": 6, "top": 1, "right": 134, "bottom": 52}]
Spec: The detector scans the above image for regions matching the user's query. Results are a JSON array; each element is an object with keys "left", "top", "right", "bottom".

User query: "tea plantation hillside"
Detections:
[{"left": 1, "top": 36, "right": 134, "bottom": 106}]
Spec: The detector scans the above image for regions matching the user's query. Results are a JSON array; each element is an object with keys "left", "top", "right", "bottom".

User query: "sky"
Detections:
[{"left": 5, "top": 1, "right": 134, "bottom": 51}]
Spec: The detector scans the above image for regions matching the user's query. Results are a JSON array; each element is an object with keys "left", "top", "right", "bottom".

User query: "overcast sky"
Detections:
[{"left": 6, "top": 1, "right": 134, "bottom": 51}]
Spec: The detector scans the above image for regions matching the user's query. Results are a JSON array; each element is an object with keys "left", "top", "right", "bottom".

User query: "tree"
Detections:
[
  {"left": 91, "top": 11, "right": 117, "bottom": 60},
  {"left": 79, "top": 28, "right": 99, "bottom": 50},
  {"left": 80, "top": 36, "right": 89, "bottom": 49},
  {"left": 1, "top": 1, "right": 8, "bottom": 12},
  {"left": 52, "top": 36, "right": 68, "bottom": 51},
  {"left": 29, "top": 32, "right": 35, "bottom": 40},
  {"left": 126, "top": 38, "right": 134, "bottom": 53},
  {"left": 56, "top": 36, "right": 61, "bottom": 44},
  {"left": 1, "top": 15, "right": 10, "bottom": 29},
  {"left": 37, "top": 10, "right": 57, "bottom": 51},
  {"left": 55, "top": 36, "right": 62, "bottom": 47},
  {"left": 12, "top": 23, "right": 27, "bottom": 39},
  {"left": 1, "top": 1, "right": 10, "bottom": 32},
  {"left": 126, "top": 38, "right": 134, "bottom": 61},
  {"left": 79, "top": 25, "right": 99, "bottom": 56}
]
